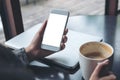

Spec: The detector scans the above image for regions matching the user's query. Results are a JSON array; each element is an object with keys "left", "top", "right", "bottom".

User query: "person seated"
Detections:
[
  {"left": 0, "top": 20, "right": 68, "bottom": 80},
  {"left": 0, "top": 21, "right": 116, "bottom": 80}
]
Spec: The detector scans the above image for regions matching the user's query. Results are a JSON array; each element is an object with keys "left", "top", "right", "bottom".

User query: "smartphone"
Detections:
[{"left": 41, "top": 9, "right": 69, "bottom": 51}]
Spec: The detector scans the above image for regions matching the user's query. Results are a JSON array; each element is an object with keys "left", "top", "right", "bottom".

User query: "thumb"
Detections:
[
  {"left": 38, "top": 20, "right": 47, "bottom": 36},
  {"left": 91, "top": 59, "right": 109, "bottom": 77}
]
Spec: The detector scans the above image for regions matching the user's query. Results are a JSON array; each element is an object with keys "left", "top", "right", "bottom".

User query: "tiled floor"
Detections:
[{"left": 21, "top": 0, "right": 105, "bottom": 30}]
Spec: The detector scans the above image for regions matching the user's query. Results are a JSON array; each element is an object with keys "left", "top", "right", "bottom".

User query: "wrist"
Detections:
[
  {"left": 12, "top": 48, "right": 29, "bottom": 65},
  {"left": 25, "top": 46, "right": 34, "bottom": 61}
]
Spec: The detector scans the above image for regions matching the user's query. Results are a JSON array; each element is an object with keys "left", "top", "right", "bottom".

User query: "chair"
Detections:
[
  {"left": 105, "top": 0, "right": 119, "bottom": 15},
  {"left": 0, "top": 0, "right": 24, "bottom": 41}
]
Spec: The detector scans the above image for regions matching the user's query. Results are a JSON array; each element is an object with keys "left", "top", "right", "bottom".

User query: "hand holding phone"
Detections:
[{"left": 41, "top": 9, "right": 69, "bottom": 51}]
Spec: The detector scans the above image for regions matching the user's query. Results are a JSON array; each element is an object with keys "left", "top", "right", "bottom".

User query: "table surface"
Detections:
[
  {"left": 6, "top": 15, "right": 120, "bottom": 80},
  {"left": 67, "top": 15, "right": 120, "bottom": 80},
  {"left": 28, "top": 15, "right": 120, "bottom": 80}
]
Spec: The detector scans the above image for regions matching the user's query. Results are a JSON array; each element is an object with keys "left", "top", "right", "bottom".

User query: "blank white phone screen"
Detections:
[{"left": 42, "top": 13, "right": 67, "bottom": 48}]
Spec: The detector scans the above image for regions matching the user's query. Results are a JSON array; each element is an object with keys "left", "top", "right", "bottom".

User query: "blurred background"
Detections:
[{"left": 0, "top": 0, "right": 119, "bottom": 43}]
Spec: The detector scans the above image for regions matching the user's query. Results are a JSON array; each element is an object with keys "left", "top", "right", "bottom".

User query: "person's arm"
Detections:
[
  {"left": 12, "top": 20, "right": 68, "bottom": 65},
  {"left": 12, "top": 48, "right": 29, "bottom": 65},
  {"left": 25, "top": 20, "right": 68, "bottom": 61},
  {"left": 89, "top": 59, "right": 116, "bottom": 80}
]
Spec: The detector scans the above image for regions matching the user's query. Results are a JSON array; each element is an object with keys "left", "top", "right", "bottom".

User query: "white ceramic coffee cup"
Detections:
[{"left": 79, "top": 41, "right": 113, "bottom": 80}]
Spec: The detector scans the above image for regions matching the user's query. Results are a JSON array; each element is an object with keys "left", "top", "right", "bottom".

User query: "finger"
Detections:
[
  {"left": 38, "top": 20, "right": 47, "bottom": 35},
  {"left": 64, "top": 28, "right": 68, "bottom": 35},
  {"left": 91, "top": 59, "right": 109, "bottom": 77},
  {"left": 100, "top": 74, "right": 116, "bottom": 80},
  {"left": 60, "top": 43, "right": 65, "bottom": 50},
  {"left": 62, "top": 35, "right": 68, "bottom": 43}
]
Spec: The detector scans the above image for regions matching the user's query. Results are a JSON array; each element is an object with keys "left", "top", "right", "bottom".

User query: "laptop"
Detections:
[{"left": 5, "top": 23, "right": 102, "bottom": 72}]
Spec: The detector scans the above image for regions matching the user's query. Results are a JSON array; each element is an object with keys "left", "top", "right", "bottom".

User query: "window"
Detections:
[
  {"left": 1, "top": 0, "right": 106, "bottom": 42},
  {"left": 0, "top": 0, "right": 24, "bottom": 41},
  {"left": 20, "top": 0, "right": 105, "bottom": 30}
]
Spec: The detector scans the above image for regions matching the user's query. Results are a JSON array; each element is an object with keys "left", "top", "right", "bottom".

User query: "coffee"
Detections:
[
  {"left": 84, "top": 52, "right": 106, "bottom": 60},
  {"left": 79, "top": 42, "right": 113, "bottom": 80}
]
